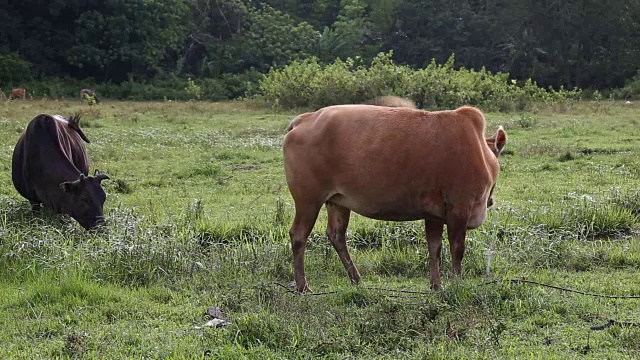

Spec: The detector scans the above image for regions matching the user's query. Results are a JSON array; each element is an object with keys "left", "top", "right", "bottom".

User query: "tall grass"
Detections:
[{"left": 0, "top": 101, "right": 639, "bottom": 358}]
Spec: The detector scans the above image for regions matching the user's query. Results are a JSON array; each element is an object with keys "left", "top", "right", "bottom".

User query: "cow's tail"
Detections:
[
  {"left": 286, "top": 112, "right": 314, "bottom": 132},
  {"left": 366, "top": 96, "right": 416, "bottom": 109},
  {"left": 68, "top": 114, "right": 91, "bottom": 143}
]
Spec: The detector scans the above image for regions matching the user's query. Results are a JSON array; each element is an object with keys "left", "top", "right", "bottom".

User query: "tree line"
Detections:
[{"left": 1, "top": 0, "right": 639, "bottom": 92}]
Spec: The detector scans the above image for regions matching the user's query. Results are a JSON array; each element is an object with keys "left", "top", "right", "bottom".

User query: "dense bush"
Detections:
[
  {"left": 613, "top": 71, "right": 640, "bottom": 100},
  {"left": 258, "top": 52, "right": 582, "bottom": 111},
  {"left": 0, "top": 53, "right": 33, "bottom": 84}
]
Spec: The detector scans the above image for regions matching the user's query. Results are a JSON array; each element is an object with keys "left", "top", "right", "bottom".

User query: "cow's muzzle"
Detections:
[{"left": 83, "top": 216, "right": 106, "bottom": 232}]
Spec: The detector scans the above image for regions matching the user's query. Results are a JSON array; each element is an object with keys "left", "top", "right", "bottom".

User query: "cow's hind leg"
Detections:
[
  {"left": 425, "top": 220, "right": 444, "bottom": 290},
  {"left": 326, "top": 202, "right": 360, "bottom": 285},
  {"left": 290, "top": 202, "right": 322, "bottom": 292}
]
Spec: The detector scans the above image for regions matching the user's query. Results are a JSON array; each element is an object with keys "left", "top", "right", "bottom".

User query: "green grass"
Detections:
[{"left": 0, "top": 99, "right": 639, "bottom": 358}]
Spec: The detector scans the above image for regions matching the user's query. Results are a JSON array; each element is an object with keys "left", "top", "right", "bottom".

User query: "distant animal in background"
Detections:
[
  {"left": 12, "top": 114, "right": 110, "bottom": 230},
  {"left": 366, "top": 96, "right": 416, "bottom": 108},
  {"left": 80, "top": 89, "right": 101, "bottom": 104},
  {"left": 9, "top": 88, "right": 26, "bottom": 100}
]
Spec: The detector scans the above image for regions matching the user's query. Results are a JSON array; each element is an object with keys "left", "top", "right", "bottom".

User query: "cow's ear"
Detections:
[
  {"left": 59, "top": 179, "right": 80, "bottom": 192},
  {"left": 93, "top": 169, "right": 110, "bottom": 183},
  {"left": 487, "top": 126, "right": 507, "bottom": 156}
]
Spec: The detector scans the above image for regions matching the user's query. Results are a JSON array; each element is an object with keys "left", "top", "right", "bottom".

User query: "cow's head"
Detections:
[
  {"left": 59, "top": 169, "right": 110, "bottom": 230},
  {"left": 485, "top": 126, "right": 507, "bottom": 207}
]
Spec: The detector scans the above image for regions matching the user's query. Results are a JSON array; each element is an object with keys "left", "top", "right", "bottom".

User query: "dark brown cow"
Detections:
[
  {"left": 80, "top": 89, "right": 101, "bottom": 104},
  {"left": 12, "top": 114, "right": 109, "bottom": 230},
  {"left": 9, "top": 88, "right": 26, "bottom": 100},
  {"left": 283, "top": 105, "right": 506, "bottom": 292}
]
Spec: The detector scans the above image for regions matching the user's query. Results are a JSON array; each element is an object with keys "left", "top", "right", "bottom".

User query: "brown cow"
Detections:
[
  {"left": 80, "top": 89, "right": 101, "bottom": 104},
  {"left": 12, "top": 114, "right": 109, "bottom": 230},
  {"left": 9, "top": 88, "right": 26, "bottom": 100},
  {"left": 283, "top": 105, "right": 506, "bottom": 292}
]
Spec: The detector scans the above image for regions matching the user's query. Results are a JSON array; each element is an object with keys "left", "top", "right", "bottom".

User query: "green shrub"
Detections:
[
  {"left": 221, "top": 70, "right": 264, "bottom": 98},
  {"left": 258, "top": 52, "right": 582, "bottom": 111},
  {"left": 613, "top": 71, "right": 640, "bottom": 99},
  {"left": 198, "top": 78, "right": 229, "bottom": 101},
  {"left": 184, "top": 78, "right": 202, "bottom": 100}
]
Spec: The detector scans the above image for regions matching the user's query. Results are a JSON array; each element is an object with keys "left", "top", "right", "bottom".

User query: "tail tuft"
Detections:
[{"left": 68, "top": 114, "right": 91, "bottom": 143}]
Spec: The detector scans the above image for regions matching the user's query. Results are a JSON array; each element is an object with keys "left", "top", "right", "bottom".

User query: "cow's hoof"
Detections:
[{"left": 295, "top": 283, "right": 312, "bottom": 293}]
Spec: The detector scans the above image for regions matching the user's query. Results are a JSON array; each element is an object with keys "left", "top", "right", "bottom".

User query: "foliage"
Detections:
[
  {"left": 184, "top": 78, "right": 202, "bottom": 100},
  {"left": 0, "top": 0, "right": 191, "bottom": 81},
  {"left": 82, "top": 92, "right": 98, "bottom": 106},
  {"left": 330, "top": 0, "right": 372, "bottom": 60},
  {"left": 66, "top": 0, "right": 191, "bottom": 80},
  {"left": 258, "top": 52, "right": 581, "bottom": 110},
  {"left": 0, "top": 53, "right": 32, "bottom": 83},
  {"left": 180, "top": 0, "right": 250, "bottom": 76},
  {"left": 241, "top": 4, "right": 320, "bottom": 72},
  {"left": 614, "top": 71, "right": 640, "bottom": 100},
  {"left": 0, "top": 0, "right": 639, "bottom": 92},
  {"left": 388, "top": 0, "right": 640, "bottom": 90}
]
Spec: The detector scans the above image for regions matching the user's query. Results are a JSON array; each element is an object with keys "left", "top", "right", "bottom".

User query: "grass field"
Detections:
[{"left": 0, "top": 99, "right": 639, "bottom": 359}]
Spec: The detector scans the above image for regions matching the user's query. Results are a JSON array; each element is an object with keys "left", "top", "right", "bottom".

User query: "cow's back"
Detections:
[{"left": 284, "top": 105, "right": 498, "bottom": 223}]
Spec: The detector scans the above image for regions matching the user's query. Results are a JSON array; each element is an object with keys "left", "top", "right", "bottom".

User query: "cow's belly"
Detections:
[
  {"left": 328, "top": 192, "right": 490, "bottom": 227},
  {"left": 328, "top": 193, "right": 444, "bottom": 222}
]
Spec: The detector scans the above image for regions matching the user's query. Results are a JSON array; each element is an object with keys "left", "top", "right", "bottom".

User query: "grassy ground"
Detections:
[{"left": 0, "top": 99, "right": 639, "bottom": 359}]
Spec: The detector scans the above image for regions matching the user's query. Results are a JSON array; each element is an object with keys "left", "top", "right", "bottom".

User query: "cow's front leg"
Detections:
[
  {"left": 425, "top": 220, "right": 444, "bottom": 290},
  {"left": 446, "top": 216, "right": 469, "bottom": 276},
  {"left": 326, "top": 202, "right": 360, "bottom": 285}
]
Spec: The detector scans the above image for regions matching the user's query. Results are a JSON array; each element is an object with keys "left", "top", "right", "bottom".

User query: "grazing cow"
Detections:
[
  {"left": 12, "top": 114, "right": 110, "bottom": 230},
  {"left": 366, "top": 96, "right": 416, "bottom": 109},
  {"left": 80, "top": 89, "right": 101, "bottom": 104},
  {"left": 283, "top": 105, "right": 506, "bottom": 292},
  {"left": 9, "top": 88, "right": 26, "bottom": 100}
]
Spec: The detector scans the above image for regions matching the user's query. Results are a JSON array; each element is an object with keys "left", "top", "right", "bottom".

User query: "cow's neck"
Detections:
[{"left": 39, "top": 151, "right": 84, "bottom": 194}]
